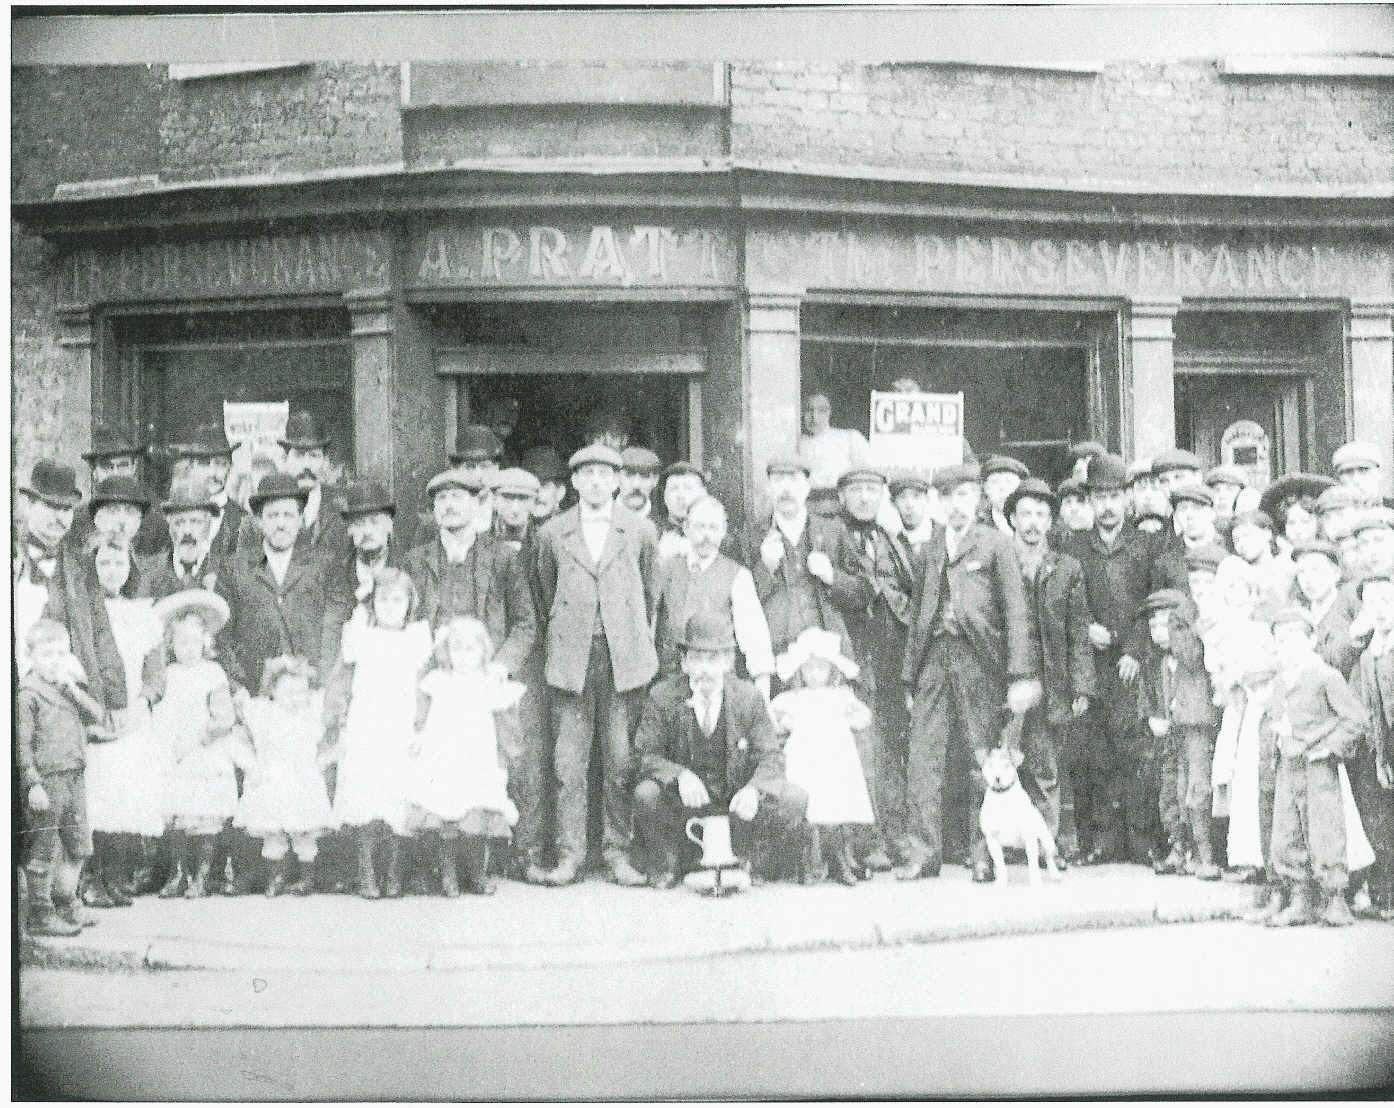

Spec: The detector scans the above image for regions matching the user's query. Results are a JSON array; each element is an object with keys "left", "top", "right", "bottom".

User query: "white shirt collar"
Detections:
[
  {"left": 263, "top": 542, "right": 294, "bottom": 584},
  {"left": 303, "top": 484, "right": 322, "bottom": 529},
  {"left": 439, "top": 526, "right": 476, "bottom": 564},
  {"left": 687, "top": 549, "right": 720, "bottom": 574},
  {"left": 580, "top": 500, "right": 614, "bottom": 523},
  {"left": 774, "top": 508, "right": 808, "bottom": 545}
]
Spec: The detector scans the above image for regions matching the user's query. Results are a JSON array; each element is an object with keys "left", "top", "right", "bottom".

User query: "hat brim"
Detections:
[
  {"left": 339, "top": 502, "right": 396, "bottom": 518},
  {"left": 82, "top": 447, "right": 143, "bottom": 462},
  {"left": 20, "top": 485, "right": 83, "bottom": 509},
  {"left": 152, "top": 588, "right": 230, "bottom": 633},
  {"left": 1258, "top": 474, "right": 1337, "bottom": 521},
  {"left": 160, "top": 498, "right": 218, "bottom": 515},
  {"left": 278, "top": 436, "right": 331, "bottom": 451},
  {"left": 247, "top": 488, "right": 310, "bottom": 513}
]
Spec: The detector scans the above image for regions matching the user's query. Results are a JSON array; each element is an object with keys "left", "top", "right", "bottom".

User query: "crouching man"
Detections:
[{"left": 630, "top": 612, "right": 807, "bottom": 888}]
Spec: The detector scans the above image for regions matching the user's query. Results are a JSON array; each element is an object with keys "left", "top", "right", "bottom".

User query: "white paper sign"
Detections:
[
  {"left": 223, "top": 400, "right": 289, "bottom": 480},
  {"left": 868, "top": 391, "right": 965, "bottom": 472}
]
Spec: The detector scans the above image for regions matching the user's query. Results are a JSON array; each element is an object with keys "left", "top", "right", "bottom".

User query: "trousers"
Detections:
[
  {"left": 1345, "top": 746, "right": 1394, "bottom": 909},
  {"left": 551, "top": 636, "right": 644, "bottom": 865},
  {"left": 505, "top": 684, "right": 553, "bottom": 867},
  {"left": 1272, "top": 754, "right": 1347, "bottom": 892},
  {"left": 1019, "top": 709, "right": 1062, "bottom": 842},
  {"left": 1158, "top": 725, "right": 1215, "bottom": 861},
  {"left": 1085, "top": 660, "right": 1162, "bottom": 860}
]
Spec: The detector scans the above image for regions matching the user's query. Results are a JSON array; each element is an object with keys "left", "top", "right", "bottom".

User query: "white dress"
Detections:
[
  {"left": 85, "top": 596, "right": 166, "bottom": 837},
  {"left": 772, "top": 687, "right": 875, "bottom": 826},
  {"left": 403, "top": 669, "right": 523, "bottom": 833},
  {"left": 331, "top": 618, "right": 433, "bottom": 833},
  {"left": 234, "top": 693, "right": 334, "bottom": 838},
  {"left": 153, "top": 659, "right": 239, "bottom": 831}
]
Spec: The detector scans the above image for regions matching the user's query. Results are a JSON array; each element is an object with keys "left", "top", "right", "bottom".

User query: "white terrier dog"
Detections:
[{"left": 978, "top": 746, "right": 1063, "bottom": 886}]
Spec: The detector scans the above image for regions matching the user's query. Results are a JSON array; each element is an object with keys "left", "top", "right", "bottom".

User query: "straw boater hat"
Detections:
[
  {"left": 775, "top": 627, "right": 859, "bottom": 684},
  {"left": 153, "top": 588, "right": 230, "bottom": 634}
]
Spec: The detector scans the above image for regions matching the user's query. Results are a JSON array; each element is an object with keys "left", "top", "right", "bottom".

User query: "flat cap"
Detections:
[
  {"left": 1069, "top": 441, "right": 1107, "bottom": 460},
  {"left": 450, "top": 424, "right": 504, "bottom": 464},
  {"left": 427, "top": 467, "right": 488, "bottom": 496},
  {"left": 889, "top": 472, "right": 930, "bottom": 496},
  {"left": 1351, "top": 507, "right": 1394, "bottom": 536},
  {"left": 1315, "top": 485, "right": 1357, "bottom": 515},
  {"left": 1229, "top": 509, "right": 1274, "bottom": 533},
  {"left": 837, "top": 467, "right": 887, "bottom": 490},
  {"left": 1057, "top": 475, "right": 1089, "bottom": 499},
  {"left": 766, "top": 454, "right": 812, "bottom": 477},
  {"left": 494, "top": 467, "right": 541, "bottom": 498},
  {"left": 1270, "top": 605, "right": 1314, "bottom": 631},
  {"left": 1125, "top": 457, "right": 1155, "bottom": 486},
  {"left": 932, "top": 462, "right": 982, "bottom": 494},
  {"left": 1205, "top": 464, "right": 1250, "bottom": 489},
  {"left": 620, "top": 446, "right": 662, "bottom": 474},
  {"left": 1170, "top": 484, "right": 1214, "bottom": 508},
  {"left": 663, "top": 460, "right": 709, "bottom": 482},
  {"left": 1085, "top": 453, "right": 1128, "bottom": 490},
  {"left": 1333, "top": 441, "right": 1383, "bottom": 472},
  {"left": 982, "top": 455, "right": 1030, "bottom": 480},
  {"left": 1139, "top": 588, "right": 1189, "bottom": 617},
  {"left": 1290, "top": 539, "right": 1340, "bottom": 564},
  {"left": 1152, "top": 448, "right": 1203, "bottom": 475},
  {"left": 569, "top": 443, "right": 624, "bottom": 471},
  {"left": 1184, "top": 545, "right": 1226, "bottom": 574},
  {"left": 1004, "top": 477, "right": 1056, "bottom": 519}
]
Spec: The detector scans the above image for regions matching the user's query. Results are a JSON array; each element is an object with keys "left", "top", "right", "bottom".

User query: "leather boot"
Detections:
[
  {"left": 1244, "top": 883, "right": 1286, "bottom": 924},
  {"left": 288, "top": 856, "right": 316, "bottom": 897},
  {"left": 25, "top": 867, "right": 83, "bottom": 937},
  {"left": 1191, "top": 809, "right": 1221, "bottom": 880},
  {"left": 825, "top": 828, "right": 859, "bottom": 887},
  {"left": 80, "top": 867, "right": 118, "bottom": 909},
  {"left": 542, "top": 855, "right": 583, "bottom": 887},
  {"left": 356, "top": 829, "right": 380, "bottom": 900},
  {"left": 1320, "top": 887, "right": 1356, "bottom": 927},
  {"left": 438, "top": 836, "right": 461, "bottom": 898},
  {"left": 157, "top": 831, "right": 189, "bottom": 898},
  {"left": 263, "top": 856, "right": 288, "bottom": 898},
  {"left": 1268, "top": 881, "right": 1319, "bottom": 927},
  {"left": 185, "top": 837, "right": 216, "bottom": 898},
  {"left": 801, "top": 825, "right": 827, "bottom": 885},
  {"left": 54, "top": 897, "right": 96, "bottom": 929},
  {"left": 460, "top": 837, "right": 496, "bottom": 896},
  {"left": 1153, "top": 845, "right": 1185, "bottom": 875},
  {"left": 126, "top": 836, "right": 160, "bottom": 897},
  {"left": 382, "top": 835, "right": 404, "bottom": 898}
]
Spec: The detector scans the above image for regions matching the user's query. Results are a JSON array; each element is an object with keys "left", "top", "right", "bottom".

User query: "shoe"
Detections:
[
  {"left": 382, "top": 837, "right": 404, "bottom": 899},
  {"left": 185, "top": 840, "right": 215, "bottom": 899},
  {"left": 288, "top": 858, "right": 315, "bottom": 897},
  {"left": 649, "top": 870, "right": 680, "bottom": 890},
  {"left": 80, "top": 872, "right": 118, "bottom": 909},
  {"left": 893, "top": 856, "right": 940, "bottom": 881},
  {"left": 1244, "top": 884, "right": 1286, "bottom": 925},
  {"left": 523, "top": 862, "right": 552, "bottom": 886},
  {"left": 26, "top": 906, "right": 83, "bottom": 938},
  {"left": 606, "top": 856, "right": 648, "bottom": 888},
  {"left": 54, "top": 899, "right": 96, "bottom": 929},
  {"left": 1321, "top": 889, "right": 1356, "bottom": 928},
  {"left": 461, "top": 839, "right": 497, "bottom": 896},
  {"left": 1194, "top": 862, "right": 1222, "bottom": 882},
  {"left": 971, "top": 860, "right": 995, "bottom": 884},
  {"left": 1223, "top": 865, "right": 1261, "bottom": 884},
  {"left": 1268, "top": 883, "right": 1319, "bottom": 927},
  {"left": 263, "top": 858, "right": 288, "bottom": 898},
  {"left": 438, "top": 839, "right": 461, "bottom": 898},
  {"left": 862, "top": 847, "right": 893, "bottom": 873},
  {"left": 542, "top": 857, "right": 583, "bottom": 887},
  {"left": 157, "top": 862, "right": 188, "bottom": 899},
  {"left": 1153, "top": 847, "right": 1185, "bottom": 876}
]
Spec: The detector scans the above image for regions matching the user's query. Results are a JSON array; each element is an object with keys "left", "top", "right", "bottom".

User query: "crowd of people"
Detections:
[{"left": 13, "top": 402, "right": 1394, "bottom": 938}]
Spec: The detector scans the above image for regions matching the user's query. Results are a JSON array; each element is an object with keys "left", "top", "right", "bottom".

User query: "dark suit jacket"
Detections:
[
  {"left": 1064, "top": 524, "right": 1188, "bottom": 664},
  {"left": 137, "top": 547, "right": 229, "bottom": 599},
  {"left": 901, "top": 523, "right": 1037, "bottom": 691},
  {"left": 216, "top": 544, "right": 338, "bottom": 693},
  {"left": 533, "top": 503, "right": 659, "bottom": 694},
  {"left": 1310, "top": 588, "right": 1363, "bottom": 680},
  {"left": 634, "top": 674, "right": 785, "bottom": 797},
  {"left": 839, "top": 515, "right": 914, "bottom": 695},
  {"left": 299, "top": 483, "right": 352, "bottom": 567},
  {"left": 1136, "top": 617, "right": 1216, "bottom": 731},
  {"left": 403, "top": 533, "right": 536, "bottom": 679},
  {"left": 208, "top": 501, "right": 254, "bottom": 567},
  {"left": 1024, "top": 549, "right": 1099, "bottom": 725}
]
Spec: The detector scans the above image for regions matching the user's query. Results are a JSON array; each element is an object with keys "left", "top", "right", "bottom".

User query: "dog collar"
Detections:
[{"left": 986, "top": 781, "right": 1016, "bottom": 793}]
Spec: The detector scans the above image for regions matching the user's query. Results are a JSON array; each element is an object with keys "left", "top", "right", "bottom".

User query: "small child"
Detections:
[
  {"left": 403, "top": 617, "right": 524, "bottom": 896},
  {"left": 1137, "top": 589, "right": 1221, "bottom": 880},
  {"left": 769, "top": 627, "right": 875, "bottom": 886},
  {"left": 1239, "top": 655, "right": 1288, "bottom": 921},
  {"left": 16, "top": 619, "right": 110, "bottom": 936},
  {"left": 150, "top": 590, "right": 240, "bottom": 899},
  {"left": 234, "top": 656, "right": 335, "bottom": 897},
  {"left": 326, "top": 567, "right": 433, "bottom": 899},
  {"left": 1261, "top": 606, "right": 1369, "bottom": 927},
  {"left": 1346, "top": 573, "right": 1394, "bottom": 921}
]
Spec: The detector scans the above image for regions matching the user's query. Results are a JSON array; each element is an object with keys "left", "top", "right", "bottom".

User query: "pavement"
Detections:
[{"left": 19, "top": 862, "right": 1262, "bottom": 973}]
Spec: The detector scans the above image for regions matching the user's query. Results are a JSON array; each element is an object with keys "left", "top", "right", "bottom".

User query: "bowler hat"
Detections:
[
  {"left": 339, "top": 479, "right": 396, "bottom": 518},
  {"left": 522, "top": 445, "right": 568, "bottom": 485},
  {"left": 983, "top": 455, "right": 1030, "bottom": 480},
  {"left": 1152, "top": 448, "right": 1203, "bottom": 476},
  {"left": 678, "top": 611, "right": 737, "bottom": 652},
  {"left": 1332, "top": 441, "right": 1383, "bottom": 473},
  {"left": 1139, "top": 588, "right": 1188, "bottom": 617},
  {"left": 620, "top": 446, "right": 662, "bottom": 474},
  {"left": 1085, "top": 453, "right": 1128, "bottom": 490},
  {"left": 1004, "top": 477, "right": 1056, "bottom": 520},
  {"left": 247, "top": 472, "right": 309, "bottom": 513},
  {"left": 153, "top": 588, "right": 230, "bottom": 634},
  {"left": 766, "top": 454, "right": 811, "bottom": 478},
  {"left": 426, "top": 468, "right": 487, "bottom": 497},
  {"left": 1290, "top": 539, "right": 1340, "bottom": 565},
  {"left": 82, "top": 423, "right": 145, "bottom": 464},
  {"left": 278, "top": 410, "right": 331, "bottom": 451},
  {"left": 451, "top": 424, "right": 504, "bottom": 465},
  {"left": 932, "top": 462, "right": 982, "bottom": 495},
  {"left": 494, "top": 467, "right": 541, "bottom": 498},
  {"left": 166, "top": 422, "right": 234, "bottom": 459},
  {"left": 89, "top": 475, "right": 150, "bottom": 513},
  {"left": 1125, "top": 457, "right": 1154, "bottom": 486},
  {"left": 569, "top": 443, "right": 624, "bottom": 472},
  {"left": 1205, "top": 464, "right": 1249, "bottom": 490},
  {"left": 1057, "top": 475, "right": 1088, "bottom": 500},
  {"left": 837, "top": 468, "right": 886, "bottom": 490},
  {"left": 161, "top": 483, "right": 218, "bottom": 516},
  {"left": 1170, "top": 484, "right": 1214, "bottom": 508},
  {"left": 1259, "top": 473, "right": 1336, "bottom": 522},
  {"left": 20, "top": 459, "right": 82, "bottom": 508}
]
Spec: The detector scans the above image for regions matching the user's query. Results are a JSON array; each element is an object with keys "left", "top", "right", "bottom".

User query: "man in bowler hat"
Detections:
[
  {"left": 70, "top": 423, "right": 167, "bottom": 557},
  {"left": 279, "top": 410, "right": 349, "bottom": 565},
  {"left": 166, "top": 423, "right": 252, "bottom": 566}
]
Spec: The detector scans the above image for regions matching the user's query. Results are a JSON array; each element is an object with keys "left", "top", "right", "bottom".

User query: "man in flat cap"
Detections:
[
  {"left": 618, "top": 446, "right": 662, "bottom": 522},
  {"left": 1125, "top": 457, "right": 1169, "bottom": 536},
  {"left": 1205, "top": 464, "right": 1250, "bottom": 526},
  {"left": 1172, "top": 484, "right": 1225, "bottom": 556},
  {"left": 532, "top": 444, "right": 658, "bottom": 887},
  {"left": 1290, "top": 539, "right": 1362, "bottom": 679},
  {"left": 70, "top": 423, "right": 168, "bottom": 558},
  {"left": 1151, "top": 448, "right": 1205, "bottom": 494},
  {"left": 979, "top": 455, "right": 1030, "bottom": 536},
  {"left": 1333, "top": 441, "right": 1392, "bottom": 510},
  {"left": 492, "top": 467, "right": 542, "bottom": 549},
  {"left": 166, "top": 422, "right": 252, "bottom": 566},
  {"left": 889, "top": 472, "right": 937, "bottom": 556},
  {"left": 1062, "top": 453, "right": 1188, "bottom": 867},
  {"left": 899, "top": 462, "right": 1041, "bottom": 882}
]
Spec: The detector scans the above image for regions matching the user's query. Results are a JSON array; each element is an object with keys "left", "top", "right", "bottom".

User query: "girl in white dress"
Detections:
[
  {"left": 404, "top": 617, "right": 524, "bottom": 896},
  {"left": 324, "top": 567, "right": 432, "bottom": 899},
  {"left": 770, "top": 627, "right": 876, "bottom": 886},
  {"left": 234, "top": 656, "right": 334, "bottom": 897},
  {"left": 150, "top": 589, "right": 240, "bottom": 899},
  {"left": 80, "top": 537, "right": 166, "bottom": 909}
]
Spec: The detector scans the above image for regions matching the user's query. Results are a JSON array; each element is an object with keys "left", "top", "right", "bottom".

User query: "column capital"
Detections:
[
  {"left": 345, "top": 287, "right": 393, "bottom": 337},
  {"left": 1350, "top": 299, "right": 1394, "bottom": 341},
  {"left": 1128, "top": 296, "right": 1182, "bottom": 317},
  {"left": 746, "top": 292, "right": 801, "bottom": 334},
  {"left": 56, "top": 302, "right": 94, "bottom": 348},
  {"left": 1129, "top": 297, "right": 1180, "bottom": 342}
]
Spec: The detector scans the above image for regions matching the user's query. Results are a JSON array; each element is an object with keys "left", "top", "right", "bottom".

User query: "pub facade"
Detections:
[{"left": 13, "top": 60, "right": 1393, "bottom": 542}]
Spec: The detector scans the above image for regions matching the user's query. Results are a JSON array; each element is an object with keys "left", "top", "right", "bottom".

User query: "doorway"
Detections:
[{"left": 1174, "top": 374, "right": 1310, "bottom": 489}]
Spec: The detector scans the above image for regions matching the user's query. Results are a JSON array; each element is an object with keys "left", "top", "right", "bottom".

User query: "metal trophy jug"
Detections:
[{"left": 682, "top": 814, "right": 750, "bottom": 896}]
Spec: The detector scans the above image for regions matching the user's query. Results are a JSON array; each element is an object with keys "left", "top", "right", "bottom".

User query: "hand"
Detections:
[
  {"left": 806, "top": 550, "right": 835, "bottom": 584},
  {"left": 1148, "top": 717, "right": 1170, "bottom": 738},
  {"left": 760, "top": 531, "right": 785, "bottom": 572},
  {"left": 233, "top": 687, "right": 252, "bottom": 711},
  {"left": 1118, "top": 655, "right": 1140, "bottom": 683},
  {"left": 1071, "top": 696, "right": 1090, "bottom": 718},
  {"left": 27, "top": 784, "right": 50, "bottom": 812},
  {"left": 677, "top": 769, "right": 711, "bottom": 808},
  {"left": 1088, "top": 623, "right": 1113, "bottom": 650},
  {"left": 729, "top": 785, "right": 759, "bottom": 822},
  {"left": 1006, "top": 679, "right": 1042, "bottom": 716}
]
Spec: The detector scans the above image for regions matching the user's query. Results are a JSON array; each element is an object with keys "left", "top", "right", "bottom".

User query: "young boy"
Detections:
[
  {"left": 1238, "top": 654, "right": 1287, "bottom": 921},
  {"left": 17, "top": 619, "right": 111, "bottom": 937},
  {"left": 1263, "top": 606, "right": 1369, "bottom": 927},
  {"left": 1137, "top": 589, "right": 1221, "bottom": 879},
  {"left": 1347, "top": 573, "right": 1394, "bottom": 921}
]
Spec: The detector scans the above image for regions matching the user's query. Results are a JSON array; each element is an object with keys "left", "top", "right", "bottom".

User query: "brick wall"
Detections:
[{"left": 730, "top": 60, "right": 1394, "bottom": 187}]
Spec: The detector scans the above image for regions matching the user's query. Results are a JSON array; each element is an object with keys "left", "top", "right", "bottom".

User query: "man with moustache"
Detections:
[
  {"left": 140, "top": 482, "right": 226, "bottom": 598},
  {"left": 69, "top": 424, "right": 168, "bottom": 558},
  {"left": 522, "top": 445, "right": 570, "bottom": 524},
  {"left": 890, "top": 473, "right": 937, "bottom": 556},
  {"left": 1333, "top": 441, "right": 1393, "bottom": 510},
  {"left": 618, "top": 447, "right": 662, "bottom": 522},
  {"left": 86, "top": 476, "right": 153, "bottom": 562},
  {"left": 327, "top": 480, "right": 400, "bottom": 621},
  {"left": 450, "top": 424, "right": 506, "bottom": 535},
  {"left": 1064, "top": 453, "right": 1188, "bottom": 866},
  {"left": 165, "top": 423, "right": 250, "bottom": 566},
  {"left": 279, "top": 411, "right": 348, "bottom": 565},
  {"left": 655, "top": 461, "right": 731, "bottom": 566}
]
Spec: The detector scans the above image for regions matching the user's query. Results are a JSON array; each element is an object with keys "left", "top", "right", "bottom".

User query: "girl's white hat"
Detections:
[
  {"left": 153, "top": 588, "right": 230, "bottom": 634},
  {"left": 775, "top": 627, "right": 859, "bottom": 683}
]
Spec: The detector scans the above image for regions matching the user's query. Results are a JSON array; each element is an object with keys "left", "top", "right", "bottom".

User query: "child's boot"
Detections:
[
  {"left": 157, "top": 831, "right": 189, "bottom": 898},
  {"left": 1268, "top": 880, "right": 1319, "bottom": 927},
  {"left": 356, "top": 828, "right": 381, "bottom": 899},
  {"left": 1190, "top": 811, "right": 1221, "bottom": 881},
  {"left": 288, "top": 856, "right": 316, "bottom": 897},
  {"left": 25, "top": 864, "right": 82, "bottom": 937},
  {"left": 185, "top": 836, "right": 216, "bottom": 898},
  {"left": 460, "top": 836, "right": 496, "bottom": 896},
  {"left": 1320, "top": 886, "right": 1356, "bottom": 927},
  {"left": 800, "top": 825, "right": 827, "bottom": 885},
  {"left": 824, "top": 828, "right": 859, "bottom": 887},
  {"left": 263, "top": 856, "right": 288, "bottom": 898},
  {"left": 80, "top": 846, "right": 118, "bottom": 909},
  {"left": 1153, "top": 843, "right": 1185, "bottom": 876},
  {"left": 437, "top": 836, "right": 461, "bottom": 898},
  {"left": 1243, "top": 882, "right": 1284, "bottom": 924},
  {"left": 382, "top": 834, "right": 404, "bottom": 899}
]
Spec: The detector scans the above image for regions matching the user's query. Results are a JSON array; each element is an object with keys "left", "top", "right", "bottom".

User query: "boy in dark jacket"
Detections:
[
  {"left": 17, "top": 619, "right": 111, "bottom": 936},
  {"left": 1137, "top": 589, "right": 1221, "bottom": 879}
]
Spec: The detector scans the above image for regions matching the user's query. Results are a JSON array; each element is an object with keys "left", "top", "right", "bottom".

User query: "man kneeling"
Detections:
[{"left": 631, "top": 612, "right": 807, "bottom": 888}]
